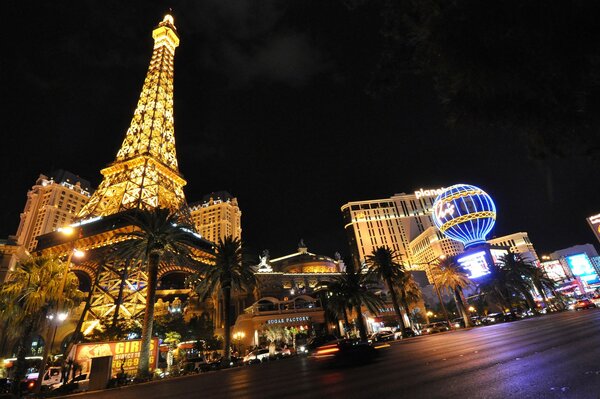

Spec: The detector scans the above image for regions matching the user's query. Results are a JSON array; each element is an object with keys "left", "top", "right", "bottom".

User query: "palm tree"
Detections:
[
  {"left": 396, "top": 272, "right": 423, "bottom": 328},
  {"left": 432, "top": 256, "right": 474, "bottom": 327},
  {"left": 0, "top": 256, "right": 83, "bottom": 395},
  {"left": 116, "top": 208, "right": 197, "bottom": 379},
  {"left": 497, "top": 254, "right": 539, "bottom": 312},
  {"left": 365, "top": 246, "right": 408, "bottom": 329},
  {"left": 477, "top": 263, "right": 513, "bottom": 311},
  {"left": 194, "top": 236, "right": 257, "bottom": 365},
  {"left": 316, "top": 262, "right": 384, "bottom": 340}
]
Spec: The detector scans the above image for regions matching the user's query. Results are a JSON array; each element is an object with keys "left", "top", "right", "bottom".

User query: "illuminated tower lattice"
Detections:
[
  {"left": 78, "top": 14, "right": 187, "bottom": 219},
  {"left": 35, "top": 15, "right": 214, "bottom": 337}
]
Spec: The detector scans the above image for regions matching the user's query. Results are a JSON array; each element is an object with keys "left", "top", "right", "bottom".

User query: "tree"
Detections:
[
  {"left": 316, "top": 262, "right": 384, "bottom": 341},
  {"left": 477, "top": 256, "right": 537, "bottom": 312},
  {"left": 432, "top": 256, "right": 473, "bottom": 327},
  {"left": 396, "top": 272, "right": 423, "bottom": 328},
  {"left": 499, "top": 254, "right": 556, "bottom": 313},
  {"left": 193, "top": 236, "right": 257, "bottom": 365},
  {"left": 0, "top": 256, "right": 83, "bottom": 395},
  {"left": 365, "top": 246, "right": 408, "bottom": 329},
  {"left": 116, "top": 208, "right": 197, "bottom": 379}
]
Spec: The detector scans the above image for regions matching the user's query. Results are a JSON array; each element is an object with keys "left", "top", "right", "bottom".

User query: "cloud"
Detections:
[{"left": 181, "top": 0, "right": 330, "bottom": 87}]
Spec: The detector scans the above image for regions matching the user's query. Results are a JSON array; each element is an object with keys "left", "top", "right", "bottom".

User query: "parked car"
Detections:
[
  {"left": 368, "top": 331, "right": 395, "bottom": 343},
  {"left": 243, "top": 348, "right": 270, "bottom": 364},
  {"left": 49, "top": 373, "right": 89, "bottom": 394},
  {"left": 421, "top": 322, "right": 450, "bottom": 334},
  {"left": 396, "top": 327, "right": 419, "bottom": 338},
  {"left": 482, "top": 312, "right": 504, "bottom": 324},
  {"left": 452, "top": 318, "right": 465, "bottom": 328},
  {"left": 574, "top": 299, "right": 597, "bottom": 310}
]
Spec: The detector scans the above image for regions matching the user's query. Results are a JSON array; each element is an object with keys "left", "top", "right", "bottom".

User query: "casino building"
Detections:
[
  {"left": 231, "top": 241, "right": 344, "bottom": 348},
  {"left": 341, "top": 189, "right": 444, "bottom": 269}
]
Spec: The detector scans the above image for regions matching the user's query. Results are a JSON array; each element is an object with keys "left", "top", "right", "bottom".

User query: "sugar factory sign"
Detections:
[
  {"left": 414, "top": 188, "right": 445, "bottom": 199},
  {"left": 266, "top": 316, "right": 311, "bottom": 325}
]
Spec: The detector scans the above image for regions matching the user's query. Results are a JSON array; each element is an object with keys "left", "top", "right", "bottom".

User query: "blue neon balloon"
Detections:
[{"left": 432, "top": 184, "right": 497, "bottom": 248}]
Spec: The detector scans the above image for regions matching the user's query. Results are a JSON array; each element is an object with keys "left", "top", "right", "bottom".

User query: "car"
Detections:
[
  {"left": 396, "top": 327, "right": 419, "bottom": 338},
  {"left": 452, "top": 318, "right": 466, "bottom": 328},
  {"left": 574, "top": 299, "right": 597, "bottom": 310},
  {"left": 311, "top": 338, "right": 379, "bottom": 365},
  {"left": 305, "top": 334, "right": 339, "bottom": 355},
  {"left": 368, "top": 331, "right": 395, "bottom": 343},
  {"left": 482, "top": 312, "right": 504, "bottom": 324},
  {"left": 421, "top": 322, "right": 450, "bottom": 334},
  {"left": 243, "top": 348, "right": 270, "bottom": 364},
  {"left": 273, "top": 347, "right": 292, "bottom": 358},
  {"left": 49, "top": 373, "right": 89, "bottom": 394}
]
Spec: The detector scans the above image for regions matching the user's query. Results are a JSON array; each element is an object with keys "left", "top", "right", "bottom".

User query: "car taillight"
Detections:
[{"left": 316, "top": 344, "right": 340, "bottom": 356}]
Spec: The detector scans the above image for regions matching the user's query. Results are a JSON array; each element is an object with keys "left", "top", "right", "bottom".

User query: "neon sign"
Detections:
[
  {"left": 457, "top": 251, "right": 492, "bottom": 279},
  {"left": 415, "top": 188, "right": 445, "bottom": 199},
  {"left": 432, "top": 184, "right": 497, "bottom": 248},
  {"left": 266, "top": 316, "right": 311, "bottom": 325}
]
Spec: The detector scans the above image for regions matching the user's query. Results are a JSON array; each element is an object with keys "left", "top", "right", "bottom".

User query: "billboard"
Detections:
[
  {"left": 490, "top": 248, "right": 509, "bottom": 264},
  {"left": 587, "top": 213, "right": 600, "bottom": 244},
  {"left": 565, "top": 253, "right": 600, "bottom": 286},
  {"left": 540, "top": 260, "right": 567, "bottom": 282},
  {"left": 73, "top": 338, "right": 159, "bottom": 377},
  {"left": 457, "top": 250, "right": 492, "bottom": 279}
]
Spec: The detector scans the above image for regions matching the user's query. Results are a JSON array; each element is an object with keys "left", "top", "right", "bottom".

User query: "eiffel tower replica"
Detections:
[{"left": 37, "top": 14, "right": 214, "bottom": 336}]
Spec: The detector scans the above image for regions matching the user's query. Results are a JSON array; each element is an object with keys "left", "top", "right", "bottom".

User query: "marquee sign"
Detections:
[
  {"left": 266, "top": 316, "right": 311, "bottom": 325},
  {"left": 414, "top": 188, "right": 445, "bottom": 200},
  {"left": 587, "top": 213, "right": 600, "bottom": 244}
]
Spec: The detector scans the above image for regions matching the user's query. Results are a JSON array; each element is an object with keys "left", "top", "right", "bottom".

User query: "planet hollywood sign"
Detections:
[
  {"left": 266, "top": 316, "right": 311, "bottom": 325},
  {"left": 414, "top": 187, "right": 445, "bottom": 200}
]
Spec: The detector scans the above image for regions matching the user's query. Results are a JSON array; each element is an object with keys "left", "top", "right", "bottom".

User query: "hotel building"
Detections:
[
  {"left": 15, "top": 170, "right": 92, "bottom": 252},
  {"left": 341, "top": 189, "right": 445, "bottom": 268},
  {"left": 190, "top": 191, "right": 241, "bottom": 243},
  {"left": 487, "top": 232, "right": 540, "bottom": 264}
]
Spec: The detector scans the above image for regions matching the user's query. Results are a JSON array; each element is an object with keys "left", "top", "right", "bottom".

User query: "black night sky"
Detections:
[{"left": 1, "top": 1, "right": 599, "bottom": 259}]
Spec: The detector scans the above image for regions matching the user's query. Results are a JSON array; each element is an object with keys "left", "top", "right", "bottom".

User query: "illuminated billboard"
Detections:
[
  {"left": 565, "top": 253, "right": 600, "bottom": 286},
  {"left": 73, "top": 338, "right": 159, "bottom": 377},
  {"left": 587, "top": 213, "right": 600, "bottom": 244},
  {"left": 541, "top": 260, "right": 567, "bottom": 282},
  {"left": 457, "top": 250, "right": 492, "bottom": 279},
  {"left": 490, "top": 248, "right": 509, "bottom": 264}
]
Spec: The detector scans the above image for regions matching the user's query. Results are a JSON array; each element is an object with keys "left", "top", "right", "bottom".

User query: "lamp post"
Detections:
[{"left": 233, "top": 332, "right": 245, "bottom": 356}]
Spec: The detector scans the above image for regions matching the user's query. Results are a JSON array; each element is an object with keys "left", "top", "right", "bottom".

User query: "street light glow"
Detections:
[
  {"left": 73, "top": 249, "right": 85, "bottom": 258},
  {"left": 58, "top": 226, "right": 74, "bottom": 236}
]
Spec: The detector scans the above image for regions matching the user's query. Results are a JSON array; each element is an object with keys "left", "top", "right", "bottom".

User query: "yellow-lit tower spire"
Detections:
[{"left": 79, "top": 14, "right": 187, "bottom": 218}]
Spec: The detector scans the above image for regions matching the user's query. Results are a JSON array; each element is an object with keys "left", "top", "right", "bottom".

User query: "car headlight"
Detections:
[{"left": 454, "top": 323, "right": 460, "bottom": 328}]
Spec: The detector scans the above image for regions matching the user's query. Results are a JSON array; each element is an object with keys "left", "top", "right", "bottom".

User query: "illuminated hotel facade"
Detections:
[
  {"left": 15, "top": 170, "right": 92, "bottom": 252},
  {"left": 341, "top": 189, "right": 445, "bottom": 268},
  {"left": 190, "top": 191, "right": 241, "bottom": 243},
  {"left": 487, "top": 232, "right": 540, "bottom": 264}
]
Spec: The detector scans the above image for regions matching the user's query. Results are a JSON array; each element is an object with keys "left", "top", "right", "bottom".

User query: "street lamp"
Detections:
[
  {"left": 47, "top": 312, "right": 69, "bottom": 358},
  {"left": 233, "top": 332, "right": 245, "bottom": 355}
]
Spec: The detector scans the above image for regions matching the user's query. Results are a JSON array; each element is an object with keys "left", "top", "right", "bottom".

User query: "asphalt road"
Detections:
[{"left": 67, "top": 309, "right": 600, "bottom": 399}]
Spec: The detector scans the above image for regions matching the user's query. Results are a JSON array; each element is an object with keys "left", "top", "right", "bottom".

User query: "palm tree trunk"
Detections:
[
  {"left": 343, "top": 309, "right": 350, "bottom": 337},
  {"left": 222, "top": 286, "right": 232, "bottom": 364},
  {"left": 387, "top": 278, "right": 408, "bottom": 329},
  {"left": 354, "top": 305, "right": 368, "bottom": 341},
  {"left": 454, "top": 287, "right": 472, "bottom": 327},
  {"left": 399, "top": 289, "right": 413, "bottom": 329},
  {"left": 137, "top": 253, "right": 160, "bottom": 379},
  {"left": 13, "top": 318, "right": 35, "bottom": 396}
]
